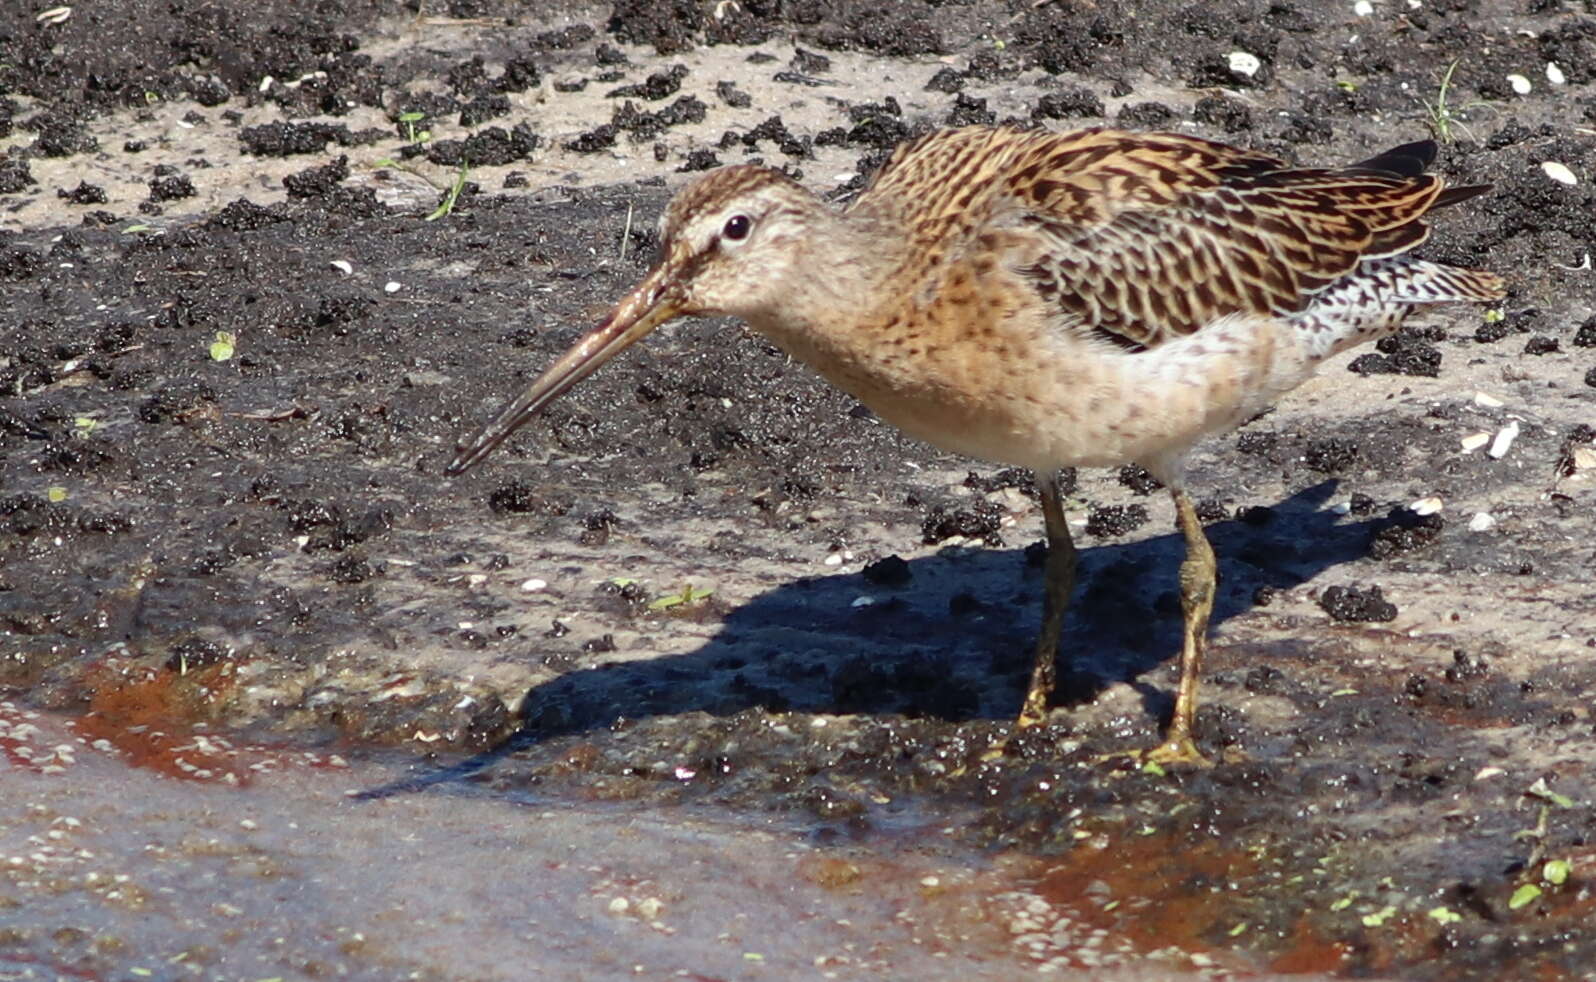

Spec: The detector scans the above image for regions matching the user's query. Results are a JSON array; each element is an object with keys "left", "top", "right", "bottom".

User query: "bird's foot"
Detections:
[
  {"left": 1095, "top": 734, "right": 1213, "bottom": 771},
  {"left": 1015, "top": 699, "right": 1051, "bottom": 731},
  {"left": 1140, "top": 734, "right": 1213, "bottom": 769},
  {"left": 981, "top": 708, "right": 1053, "bottom": 761}
]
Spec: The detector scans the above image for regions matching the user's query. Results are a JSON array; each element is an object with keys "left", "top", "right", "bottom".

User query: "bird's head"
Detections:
[{"left": 446, "top": 165, "right": 820, "bottom": 475}]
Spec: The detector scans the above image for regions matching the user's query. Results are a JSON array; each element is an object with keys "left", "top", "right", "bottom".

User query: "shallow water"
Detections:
[{"left": 4, "top": 701, "right": 1313, "bottom": 982}]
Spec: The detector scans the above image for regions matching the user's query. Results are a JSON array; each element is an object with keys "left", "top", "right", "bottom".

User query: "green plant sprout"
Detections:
[
  {"left": 648, "top": 583, "right": 714, "bottom": 611},
  {"left": 425, "top": 164, "right": 470, "bottom": 221},
  {"left": 1419, "top": 60, "right": 1493, "bottom": 143},
  {"left": 398, "top": 111, "right": 431, "bottom": 145}
]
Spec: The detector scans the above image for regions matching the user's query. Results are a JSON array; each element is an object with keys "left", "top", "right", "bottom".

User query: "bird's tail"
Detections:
[{"left": 1295, "top": 256, "right": 1506, "bottom": 359}]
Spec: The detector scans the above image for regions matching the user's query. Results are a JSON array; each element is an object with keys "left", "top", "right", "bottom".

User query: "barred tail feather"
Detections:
[
  {"left": 1293, "top": 257, "right": 1506, "bottom": 359},
  {"left": 1384, "top": 259, "right": 1506, "bottom": 304}
]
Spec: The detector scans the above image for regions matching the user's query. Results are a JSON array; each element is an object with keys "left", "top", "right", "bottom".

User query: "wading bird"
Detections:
[{"left": 447, "top": 126, "right": 1504, "bottom": 765}]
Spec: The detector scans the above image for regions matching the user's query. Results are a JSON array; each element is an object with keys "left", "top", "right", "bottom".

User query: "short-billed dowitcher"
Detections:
[{"left": 447, "top": 126, "right": 1504, "bottom": 765}]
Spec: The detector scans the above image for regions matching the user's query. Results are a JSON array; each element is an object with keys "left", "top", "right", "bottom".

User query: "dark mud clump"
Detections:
[
  {"left": 1317, "top": 583, "right": 1398, "bottom": 622},
  {"left": 1085, "top": 503, "right": 1149, "bottom": 538}
]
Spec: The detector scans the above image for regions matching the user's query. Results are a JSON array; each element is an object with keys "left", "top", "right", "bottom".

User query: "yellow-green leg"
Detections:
[
  {"left": 1017, "top": 469, "right": 1077, "bottom": 728},
  {"left": 1143, "top": 486, "right": 1215, "bottom": 767}
]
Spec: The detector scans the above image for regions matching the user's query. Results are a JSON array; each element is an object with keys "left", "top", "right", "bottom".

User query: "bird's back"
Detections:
[{"left": 854, "top": 126, "right": 1504, "bottom": 357}]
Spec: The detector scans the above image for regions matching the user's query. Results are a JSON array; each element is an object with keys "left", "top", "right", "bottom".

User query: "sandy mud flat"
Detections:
[{"left": 3, "top": 1, "right": 1595, "bottom": 978}]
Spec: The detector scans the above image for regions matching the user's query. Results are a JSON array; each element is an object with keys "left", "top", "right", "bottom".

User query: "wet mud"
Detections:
[{"left": 3, "top": 0, "right": 1596, "bottom": 978}]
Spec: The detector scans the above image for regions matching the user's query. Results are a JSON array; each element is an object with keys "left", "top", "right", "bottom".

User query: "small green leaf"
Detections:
[
  {"left": 1544, "top": 859, "right": 1572, "bottom": 886},
  {"left": 1140, "top": 759, "right": 1166, "bottom": 777},
  {"left": 1483, "top": 308, "right": 1505, "bottom": 324},
  {"left": 1361, "top": 905, "right": 1396, "bottom": 927},
  {"left": 1227, "top": 922, "right": 1248, "bottom": 937},
  {"left": 647, "top": 582, "right": 714, "bottom": 611},
  {"left": 122, "top": 223, "right": 151, "bottom": 234},
  {"left": 73, "top": 416, "right": 98, "bottom": 435},
  {"left": 1427, "top": 906, "right": 1462, "bottom": 924},
  {"left": 1526, "top": 777, "right": 1576, "bottom": 808},
  {"left": 1330, "top": 688, "right": 1358, "bottom": 697},
  {"left": 1509, "top": 883, "right": 1541, "bottom": 910},
  {"left": 398, "top": 111, "right": 425, "bottom": 123},
  {"left": 1330, "top": 893, "right": 1357, "bottom": 911},
  {"left": 209, "top": 331, "right": 236, "bottom": 362},
  {"left": 46, "top": 486, "right": 67, "bottom": 503}
]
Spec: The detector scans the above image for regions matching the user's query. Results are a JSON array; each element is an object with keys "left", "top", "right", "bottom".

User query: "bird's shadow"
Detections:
[{"left": 359, "top": 480, "right": 1390, "bottom": 798}]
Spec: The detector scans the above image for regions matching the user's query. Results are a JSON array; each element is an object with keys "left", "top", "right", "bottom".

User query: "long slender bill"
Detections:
[{"left": 445, "top": 266, "right": 682, "bottom": 475}]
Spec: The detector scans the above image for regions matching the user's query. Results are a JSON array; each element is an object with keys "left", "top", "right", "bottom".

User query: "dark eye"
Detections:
[{"left": 722, "top": 214, "right": 752, "bottom": 241}]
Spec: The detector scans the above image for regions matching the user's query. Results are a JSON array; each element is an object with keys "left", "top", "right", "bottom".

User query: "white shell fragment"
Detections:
[
  {"left": 520, "top": 578, "right": 547, "bottom": 592},
  {"left": 384, "top": 281, "right": 402, "bottom": 293},
  {"left": 1473, "top": 392, "right": 1504, "bottom": 408},
  {"left": 1228, "top": 52, "right": 1262, "bottom": 77},
  {"left": 1541, "top": 161, "right": 1578, "bottom": 186},
  {"left": 330, "top": 260, "right": 353, "bottom": 275},
  {"left": 1571, "top": 447, "right": 1596, "bottom": 471},
  {"left": 1547, "top": 62, "right": 1567, "bottom": 85},
  {"left": 1353, "top": 0, "right": 1374, "bottom": 16},
  {"left": 36, "top": 6, "right": 71, "bottom": 24},
  {"left": 1487, "top": 420, "right": 1520, "bottom": 459},
  {"left": 1507, "top": 74, "right": 1532, "bottom": 95},
  {"left": 1468, "top": 512, "right": 1497, "bottom": 532},
  {"left": 1460, "top": 432, "right": 1491, "bottom": 453},
  {"left": 1409, "top": 496, "right": 1444, "bottom": 516}
]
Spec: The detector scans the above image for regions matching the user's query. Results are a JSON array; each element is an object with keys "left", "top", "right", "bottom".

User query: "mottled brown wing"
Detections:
[{"left": 994, "top": 129, "right": 1448, "bottom": 349}]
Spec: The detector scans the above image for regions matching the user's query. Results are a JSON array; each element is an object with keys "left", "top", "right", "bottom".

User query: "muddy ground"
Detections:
[{"left": 2, "top": 0, "right": 1596, "bottom": 978}]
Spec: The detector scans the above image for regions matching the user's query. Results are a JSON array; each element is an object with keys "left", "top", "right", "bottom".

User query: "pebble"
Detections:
[
  {"left": 1542, "top": 161, "right": 1578, "bottom": 186},
  {"left": 1487, "top": 420, "right": 1520, "bottom": 459},
  {"left": 1409, "top": 496, "right": 1443, "bottom": 516}
]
